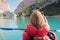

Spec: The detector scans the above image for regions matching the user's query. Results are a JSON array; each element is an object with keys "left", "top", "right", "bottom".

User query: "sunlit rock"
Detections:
[{"left": 0, "top": 0, "right": 10, "bottom": 13}]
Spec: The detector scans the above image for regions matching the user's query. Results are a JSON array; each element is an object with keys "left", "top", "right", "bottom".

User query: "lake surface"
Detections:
[{"left": 0, "top": 17, "right": 60, "bottom": 40}]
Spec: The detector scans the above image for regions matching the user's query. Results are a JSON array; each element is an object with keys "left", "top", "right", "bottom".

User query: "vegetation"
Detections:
[
  {"left": 40, "top": 2, "right": 60, "bottom": 16},
  {"left": 16, "top": 0, "right": 60, "bottom": 16},
  {"left": 16, "top": 0, "right": 46, "bottom": 17},
  {"left": 0, "top": 13, "right": 3, "bottom": 17}
]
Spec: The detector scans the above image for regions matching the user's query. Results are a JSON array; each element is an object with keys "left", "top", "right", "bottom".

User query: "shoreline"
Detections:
[
  {"left": 17, "top": 15, "right": 60, "bottom": 17},
  {"left": 46, "top": 15, "right": 60, "bottom": 17}
]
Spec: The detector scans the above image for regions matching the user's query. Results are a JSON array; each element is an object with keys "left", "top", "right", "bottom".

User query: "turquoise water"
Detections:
[{"left": 0, "top": 17, "right": 60, "bottom": 40}]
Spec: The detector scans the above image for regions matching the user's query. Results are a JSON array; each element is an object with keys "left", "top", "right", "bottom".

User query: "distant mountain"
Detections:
[
  {"left": 0, "top": 0, "right": 9, "bottom": 13},
  {"left": 14, "top": 0, "right": 60, "bottom": 16},
  {"left": 14, "top": 0, "right": 41, "bottom": 13},
  {"left": 14, "top": 0, "right": 59, "bottom": 14}
]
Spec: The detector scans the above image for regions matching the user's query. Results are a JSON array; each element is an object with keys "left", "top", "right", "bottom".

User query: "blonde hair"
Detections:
[{"left": 30, "top": 10, "right": 45, "bottom": 28}]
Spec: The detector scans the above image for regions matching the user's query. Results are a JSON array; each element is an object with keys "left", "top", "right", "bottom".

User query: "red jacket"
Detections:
[{"left": 22, "top": 23, "right": 57, "bottom": 40}]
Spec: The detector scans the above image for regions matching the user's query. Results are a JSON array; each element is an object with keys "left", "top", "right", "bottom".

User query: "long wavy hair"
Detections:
[{"left": 30, "top": 10, "right": 45, "bottom": 28}]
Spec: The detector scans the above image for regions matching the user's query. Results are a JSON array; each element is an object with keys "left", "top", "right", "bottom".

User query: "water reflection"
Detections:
[
  {"left": 21, "top": 17, "right": 25, "bottom": 23},
  {"left": 0, "top": 17, "right": 10, "bottom": 40},
  {"left": 0, "top": 17, "right": 17, "bottom": 40},
  {"left": 0, "top": 17, "right": 60, "bottom": 40}
]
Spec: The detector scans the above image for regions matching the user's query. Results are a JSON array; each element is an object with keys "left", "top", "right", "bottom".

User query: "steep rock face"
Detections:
[
  {"left": 15, "top": 0, "right": 60, "bottom": 16},
  {"left": 14, "top": 0, "right": 58, "bottom": 14},
  {"left": 14, "top": 0, "right": 40, "bottom": 13},
  {"left": 0, "top": 0, "right": 9, "bottom": 13},
  {"left": 41, "top": 2, "right": 60, "bottom": 16}
]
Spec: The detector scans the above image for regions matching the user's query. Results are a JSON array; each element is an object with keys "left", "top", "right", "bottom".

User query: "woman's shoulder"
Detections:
[
  {"left": 27, "top": 23, "right": 32, "bottom": 25},
  {"left": 41, "top": 23, "right": 50, "bottom": 32},
  {"left": 26, "top": 23, "right": 37, "bottom": 36},
  {"left": 27, "top": 23, "right": 36, "bottom": 29}
]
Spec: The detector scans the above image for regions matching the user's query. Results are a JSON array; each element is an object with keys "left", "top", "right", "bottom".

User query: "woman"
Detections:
[{"left": 23, "top": 10, "right": 57, "bottom": 40}]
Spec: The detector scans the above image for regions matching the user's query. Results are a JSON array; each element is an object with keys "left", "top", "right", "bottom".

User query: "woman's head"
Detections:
[{"left": 30, "top": 10, "right": 45, "bottom": 28}]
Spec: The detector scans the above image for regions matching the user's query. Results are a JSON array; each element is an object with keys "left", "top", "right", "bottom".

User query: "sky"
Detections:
[{"left": 7, "top": 0, "right": 23, "bottom": 12}]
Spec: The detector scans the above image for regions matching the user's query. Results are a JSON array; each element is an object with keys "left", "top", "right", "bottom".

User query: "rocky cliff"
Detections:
[
  {"left": 14, "top": 0, "right": 60, "bottom": 16},
  {"left": 40, "top": 1, "right": 60, "bottom": 16},
  {"left": 14, "top": 0, "right": 59, "bottom": 13},
  {"left": 0, "top": 0, "right": 9, "bottom": 13},
  {"left": 14, "top": 0, "right": 43, "bottom": 13}
]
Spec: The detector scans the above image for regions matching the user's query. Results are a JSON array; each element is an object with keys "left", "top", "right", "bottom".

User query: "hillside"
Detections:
[
  {"left": 15, "top": 0, "right": 60, "bottom": 16},
  {"left": 14, "top": 0, "right": 46, "bottom": 14},
  {"left": 41, "top": 1, "right": 60, "bottom": 16}
]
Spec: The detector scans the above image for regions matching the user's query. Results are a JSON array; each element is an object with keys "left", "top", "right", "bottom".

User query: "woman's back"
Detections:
[{"left": 22, "top": 10, "right": 57, "bottom": 40}]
